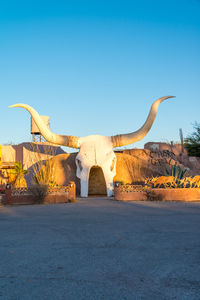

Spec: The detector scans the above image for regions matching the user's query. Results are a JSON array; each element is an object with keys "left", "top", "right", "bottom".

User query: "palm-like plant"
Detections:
[{"left": 12, "top": 162, "right": 28, "bottom": 187}]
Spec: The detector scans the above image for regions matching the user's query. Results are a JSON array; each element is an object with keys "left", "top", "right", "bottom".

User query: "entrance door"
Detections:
[{"left": 88, "top": 166, "right": 107, "bottom": 196}]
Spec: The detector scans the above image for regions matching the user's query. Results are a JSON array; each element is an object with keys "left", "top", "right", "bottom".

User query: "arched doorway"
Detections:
[{"left": 88, "top": 166, "right": 107, "bottom": 196}]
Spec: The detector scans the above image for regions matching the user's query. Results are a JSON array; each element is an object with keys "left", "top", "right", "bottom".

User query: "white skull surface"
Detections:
[
  {"left": 10, "top": 96, "right": 174, "bottom": 197},
  {"left": 75, "top": 135, "right": 116, "bottom": 197}
]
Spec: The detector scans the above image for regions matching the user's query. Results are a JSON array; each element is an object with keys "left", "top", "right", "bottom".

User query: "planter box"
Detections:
[
  {"left": 154, "top": 188, "right": 200, "bottom": 201},
  {"left": 115, "top": 190, "right": 147, "bottom": 201},
  {"left": 114, "top": 186, "right": 200, "bottom": 202},
  {"left": 4, "top": 184, "right": 76, "bottom": 205}
]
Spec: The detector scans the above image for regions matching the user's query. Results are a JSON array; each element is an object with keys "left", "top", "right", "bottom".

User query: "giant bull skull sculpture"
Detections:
[{"left": 10, "top": 96, "right": 174, "bottom": 197}]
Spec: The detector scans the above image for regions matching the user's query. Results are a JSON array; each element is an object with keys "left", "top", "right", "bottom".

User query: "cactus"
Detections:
[{"left": 164, "top": 164, "right": 187, "bottom": 179}]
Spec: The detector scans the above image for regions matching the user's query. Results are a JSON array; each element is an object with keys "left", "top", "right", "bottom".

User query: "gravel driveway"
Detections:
[{"left": 0, "top": 198, "right": 200, "bottom": 300}]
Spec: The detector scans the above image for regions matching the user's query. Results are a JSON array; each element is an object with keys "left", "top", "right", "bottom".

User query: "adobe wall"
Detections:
[
  {"left": 144, "top": 142, "right": 200, "bottom": 175},
  {"left": 1, "top": 142, "right": 65, "bottom": 168},
  {"left": 39, "top": 142, "right": 200, "bottom": 195},
  {"left": 2, "top": 145, "right": 16, "bottom": 162},
  {"left": 1, "top": 142, "right": 200, "bottom": 195}
]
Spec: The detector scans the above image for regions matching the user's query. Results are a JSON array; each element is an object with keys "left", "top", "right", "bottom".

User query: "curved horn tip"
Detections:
[
  {"left": 166, "top": 96, "right": 176, "bottom": 99},
  {"left": 156, "top": 96, "right": 176, "bottom": 105},
  {"left": 162, "top": 95, "right": 176, "bottom": 100},
  {"left": 9, "top": 104, "right": 21, "bottom": 108}
]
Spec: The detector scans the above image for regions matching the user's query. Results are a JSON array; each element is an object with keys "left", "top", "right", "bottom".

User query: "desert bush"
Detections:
[
  {"left": 181, "top": 176, "right": 200, "bottom": 188},
  {"left": 30, "top": 143, "right": 57, "bottom": 186},
  {"left": 184, "top": 122, "right": 200, "bottom": 157},
  {"left": 145, "top": 175, "right": 200, "bottom": 189},
  {"left": 0, "top": 187, "right": 5, "bottom": 194},
  {"left": 144, "top": 188, "right": 163, "bottom": 201},
  {"left": 146, "top": 176, "right": 176, "bottom": 188},
  {"left": 29, "top": 184, "right": 48, "bottom": 204}
]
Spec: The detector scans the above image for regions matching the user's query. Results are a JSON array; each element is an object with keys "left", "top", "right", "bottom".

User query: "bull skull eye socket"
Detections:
[{"left": 76, "top": 159, "right": 83, "bottom": 172}]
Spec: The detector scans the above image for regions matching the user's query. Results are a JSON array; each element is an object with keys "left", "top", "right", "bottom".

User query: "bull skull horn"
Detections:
[
  {"left": 111, "top": 96, "right": 175, "bottom": 148},
  {"left": 9, "top": 103, "right": 80, "bottom": 148}
]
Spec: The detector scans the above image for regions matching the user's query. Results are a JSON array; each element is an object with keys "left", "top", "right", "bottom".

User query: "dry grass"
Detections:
[{"left": 29, "top": 143, "right": 57, "bottom": 186}]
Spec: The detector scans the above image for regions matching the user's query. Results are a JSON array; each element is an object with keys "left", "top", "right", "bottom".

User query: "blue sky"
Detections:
[{"left": 0, "top": 0, "right": 200, "bottom": 151}]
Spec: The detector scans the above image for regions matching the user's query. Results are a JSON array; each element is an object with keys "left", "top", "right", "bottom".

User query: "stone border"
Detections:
[
  {"left": 114, "top": 186, "right": 200, "bottom": 202},
  {"left": 4, "top": 183, "right": 76, "bottom": 205}
]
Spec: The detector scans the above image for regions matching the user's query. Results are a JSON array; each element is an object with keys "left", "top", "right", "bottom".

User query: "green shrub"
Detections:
[{"left": 184, "top": 122, "right": 200, "bottom": 157}]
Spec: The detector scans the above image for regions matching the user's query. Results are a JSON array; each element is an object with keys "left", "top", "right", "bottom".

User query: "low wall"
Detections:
[
  {"left": 0, "top": 194, "right": 5, "bottom": 205},
  {"left": 114, "top": 186, "right": 200, "bottom": 202},
  {"left": 5, "top": 183, "right": 76, "bottom": 205}
]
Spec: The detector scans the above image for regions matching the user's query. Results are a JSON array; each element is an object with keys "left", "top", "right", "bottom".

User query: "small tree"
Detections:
[
  {"left": 30, "top": 143, "right": 57, "bottom": 186},
  {"left": 12, "top": 162, "right": 28, "bottom": 187},
  {"left": 184, "top": 122, "right": 200, "bottom": 157}
]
